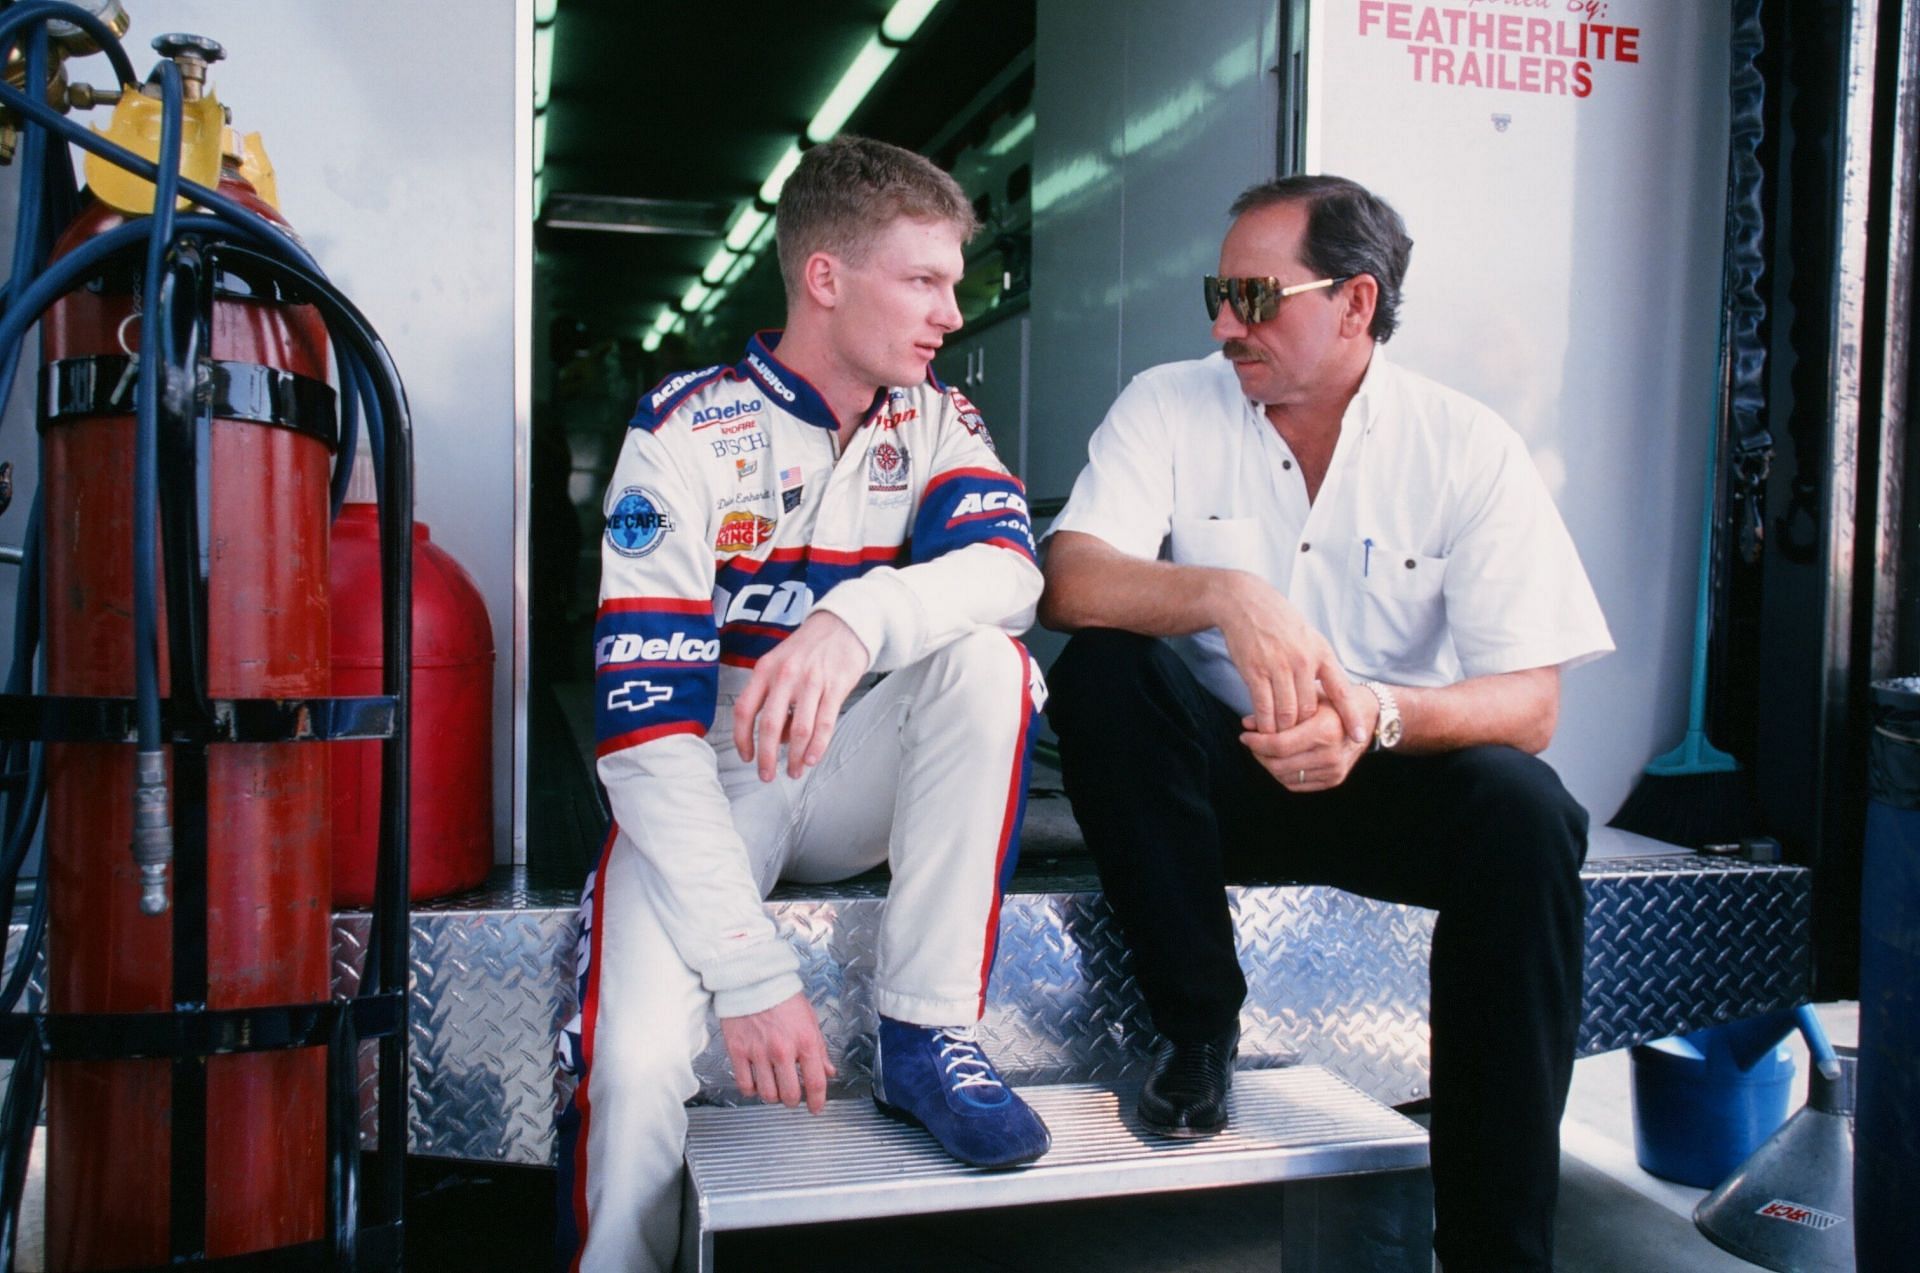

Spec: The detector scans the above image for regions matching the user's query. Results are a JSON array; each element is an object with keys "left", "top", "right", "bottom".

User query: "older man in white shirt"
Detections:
[{"left": 1039, "top": 174, "right": 1613, "bottom": 1273}]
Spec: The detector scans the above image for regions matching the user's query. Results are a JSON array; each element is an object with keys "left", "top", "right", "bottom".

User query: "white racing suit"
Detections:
[{"left": 555, "top": 331, "right": 1045, "bottom": 1272}]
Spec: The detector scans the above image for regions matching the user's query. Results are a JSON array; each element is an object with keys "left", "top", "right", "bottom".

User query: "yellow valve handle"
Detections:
[
  {"left": 220, "top": 125, "right": 281, "bottom": 211},
  {"left": 86, "top": 88, "right": 223, "bottom": 215}
]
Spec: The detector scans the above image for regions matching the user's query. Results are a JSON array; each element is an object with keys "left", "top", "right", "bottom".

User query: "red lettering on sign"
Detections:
[{"left": 1358, "top": 2, "right": 1644, "bottom": 99}]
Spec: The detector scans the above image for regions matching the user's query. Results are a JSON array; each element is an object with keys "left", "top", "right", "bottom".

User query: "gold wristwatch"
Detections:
[{"left": 1360, "top": 681, "right": 1402, "bottom": 751}]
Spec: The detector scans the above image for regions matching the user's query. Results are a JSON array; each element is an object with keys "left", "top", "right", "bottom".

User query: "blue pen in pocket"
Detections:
[{"left": 1363, "top": 537, "right": 1374, "bottom": 577}]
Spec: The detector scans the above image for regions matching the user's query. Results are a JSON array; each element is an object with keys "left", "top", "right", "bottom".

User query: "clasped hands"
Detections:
[{"left": 1218, "top": 572, "right": 1380, "bottom": 793}]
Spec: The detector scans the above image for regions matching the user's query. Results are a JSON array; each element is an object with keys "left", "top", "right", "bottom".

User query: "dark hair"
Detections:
[
  {"left": 775, "top": 136, "right": 979, "bottom": 297},
  {"left": 1228, "top": 175, "right": 1413, "bottom": 342}
]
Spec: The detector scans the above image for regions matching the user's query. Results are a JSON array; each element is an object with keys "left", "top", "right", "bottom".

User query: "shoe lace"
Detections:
[{"left": 933, "top": 1026, "right": 1004, "bottom": 1093}]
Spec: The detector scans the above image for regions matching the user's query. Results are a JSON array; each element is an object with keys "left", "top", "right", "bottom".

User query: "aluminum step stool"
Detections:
[{"left": 679, "top": 1065, "right": 1431, "bottom": 1272}]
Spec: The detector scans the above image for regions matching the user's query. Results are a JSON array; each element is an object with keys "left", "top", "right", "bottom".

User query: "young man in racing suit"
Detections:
[{"left": 555, "top": 136, "right": 1050, "bottom": 1272}]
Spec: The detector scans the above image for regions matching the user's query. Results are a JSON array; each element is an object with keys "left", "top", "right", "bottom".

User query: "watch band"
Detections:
[{"left": 1360, "top": 680, "right": 1402, "bottom": 751}]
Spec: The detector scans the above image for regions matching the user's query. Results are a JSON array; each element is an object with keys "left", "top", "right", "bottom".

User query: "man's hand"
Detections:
[
  {"left": 1240, "top": 692, "right": 1380, "bottom": 793},
  {"left": 732, "top": 611, "right": 869, "bottom": 781},
  {"left": 1215, "top": 572, "right": 1370, "bottom": 738},
  {"left": 718, "top": 991, "right": 837, "bottom": 1114}
]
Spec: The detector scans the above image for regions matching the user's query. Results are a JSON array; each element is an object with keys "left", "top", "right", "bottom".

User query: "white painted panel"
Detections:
[
  {"left": 1031, "top": 0, "right": 1283, "bottom": 505},
  {"left": 934, "top": 314, "right": 1029, "bottom": 476},
  {"left": 4, "top": 2, "right": 528, "bottom": 859},
  {"left": 1116, "top": 1, "right": 1281, "bottom": 378},
  {"left": 1306, "top": 0, "right": 1730, "bottom": 820},
  {"left": 1029, "top": 0, "right": 1130, "bottom": 504}
]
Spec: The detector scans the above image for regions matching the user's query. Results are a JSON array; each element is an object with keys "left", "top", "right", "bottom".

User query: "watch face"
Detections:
[{"left": 1379, "top": 715, "right": 1405, "bottom": 748}]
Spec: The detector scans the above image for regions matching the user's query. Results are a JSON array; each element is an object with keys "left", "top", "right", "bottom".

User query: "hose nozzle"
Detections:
[{"left": 131, "top": 749, "right": 170, "bottom": 915}]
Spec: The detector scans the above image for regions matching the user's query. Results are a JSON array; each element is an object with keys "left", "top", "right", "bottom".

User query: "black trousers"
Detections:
[{"left": 1047, "top": 630, "right": 1588, "bottom": 1273}]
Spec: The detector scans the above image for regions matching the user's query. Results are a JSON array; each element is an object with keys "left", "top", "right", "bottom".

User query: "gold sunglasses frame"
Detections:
[{"left": 1203, "top": 274, "right": 1353, "bottom": 324}]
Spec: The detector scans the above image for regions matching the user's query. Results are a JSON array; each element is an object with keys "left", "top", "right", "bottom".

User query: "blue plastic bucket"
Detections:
[{"left": 1630, "top": 1024, "right": 1795, "bottom": 1187}]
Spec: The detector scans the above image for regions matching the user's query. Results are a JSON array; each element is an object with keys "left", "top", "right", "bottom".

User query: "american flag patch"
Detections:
[{"left": 779, "top": 465, "right": 803, "bottom": 489}]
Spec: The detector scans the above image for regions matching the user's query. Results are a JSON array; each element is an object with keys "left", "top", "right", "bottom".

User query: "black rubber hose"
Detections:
[
  {"left": 155, "top": 238, "right": 213, "bottom": 729},
  {"left": 205, "top": 243, "right": 412, "bottom": 1000}
]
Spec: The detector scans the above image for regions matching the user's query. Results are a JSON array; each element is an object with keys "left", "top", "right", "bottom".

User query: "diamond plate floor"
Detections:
[
  {"left": 6, "top": 997, "right": 1849, "bottom": 1271},
  {"left": 1, "top": 828, "right": 1810, "bottom": 1169}
]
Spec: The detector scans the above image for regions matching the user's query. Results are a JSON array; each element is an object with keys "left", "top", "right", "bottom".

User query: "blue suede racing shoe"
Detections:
[{"left": 873, "top": 1016, "right": 1052, "bottom": 1168}]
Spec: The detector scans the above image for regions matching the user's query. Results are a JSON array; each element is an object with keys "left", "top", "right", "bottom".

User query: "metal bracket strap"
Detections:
[
  {"left": 39, "top": 354, "right": 339, "bottom": 452},
  {"left": 0, "top": 693, "right": 397, "bottom": 744},
  {"left": 0, "top": 994, "right": 404, "bottom": 1063}
]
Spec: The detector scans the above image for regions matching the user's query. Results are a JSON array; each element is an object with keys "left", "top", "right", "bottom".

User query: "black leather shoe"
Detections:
[{"left": 1137, "top": 1024, "right": 1238, "bottom": 1137}]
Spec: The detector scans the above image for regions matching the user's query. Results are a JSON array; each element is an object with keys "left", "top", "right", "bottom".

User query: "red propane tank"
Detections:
[
  {"left": 330, "top": 501, "right": 494, "bottom": 904},
  {"left": 42, "top": 166, "right": 331, "bottom": 1267}
]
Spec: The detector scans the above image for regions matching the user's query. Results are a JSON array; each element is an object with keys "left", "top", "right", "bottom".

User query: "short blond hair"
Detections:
[{"left": 774, "top": 136, "right": 978, "bottom": 297}]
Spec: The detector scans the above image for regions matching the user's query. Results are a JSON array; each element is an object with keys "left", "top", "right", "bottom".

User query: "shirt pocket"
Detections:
[
  {"left": 1169, "top": 515, "right": 1263, "bottom": 574},
  {"left": 1345, "top": 539, "right": 1449, "bottom": 665}
]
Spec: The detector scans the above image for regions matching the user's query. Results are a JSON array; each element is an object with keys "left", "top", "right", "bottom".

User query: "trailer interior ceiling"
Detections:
[{"left": 535, "top": 0, "right": 1035, "bottom": 353}]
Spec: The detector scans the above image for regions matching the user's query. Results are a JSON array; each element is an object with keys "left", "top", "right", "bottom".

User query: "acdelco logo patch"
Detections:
[
  {"left": 716, "top": 581, "right": 813, "bottom": 627},
  {"left": 690, "top": 399, "right": 763, "bottom": 428},
  {"left": 594, "top": 631, "right": 720, "bottom": 666},
  {"left": 948, "top": 490, "right": 1029, "bottom": 523},
  {"left": 746, "top": 353, "right": 796, "bottom": 402},
  {"left": 649, "top": 366, "right": 720, "bottom": 410}
]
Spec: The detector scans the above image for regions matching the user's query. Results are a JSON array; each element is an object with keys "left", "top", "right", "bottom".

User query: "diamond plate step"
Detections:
[
  {"left": 681, "top": 1067, "right": 1430, "bottom": 1272},
  {"left": 4, "top": 828, "right": 1811, "bottom": 1167}
]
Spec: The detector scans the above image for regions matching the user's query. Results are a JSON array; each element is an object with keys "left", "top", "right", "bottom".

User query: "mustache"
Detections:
[{"left": 1222, "top": 340, "right": 1265, "bottom": 362}]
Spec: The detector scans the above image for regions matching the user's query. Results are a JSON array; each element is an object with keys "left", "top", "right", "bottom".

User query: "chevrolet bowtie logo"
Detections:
[{"left": 606, "top": 680, "right": 674, "bottom": 712}]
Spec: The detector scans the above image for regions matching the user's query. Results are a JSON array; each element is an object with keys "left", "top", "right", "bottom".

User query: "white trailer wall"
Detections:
[{"left": 0, "top": 1, "right": 529, "bottom": 860}]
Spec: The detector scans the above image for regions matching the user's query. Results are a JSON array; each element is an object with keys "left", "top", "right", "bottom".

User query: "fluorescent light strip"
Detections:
[
  {"left": 806, "top": 35, "right": 895, "bottom": 143},
  {"left": 882, "top": 0, "right": 942, "bottom": 42},
  {"left": 641, "top": 330, "right": 662, "bottom": 353},
  {"left": 724, "top": 205, "right": 769, "bottom": 252},
  {"left": 533, "top": 111, "right": 548, "bottom": 173},
  {"left": 651, "top": 308, "right": 679, "bottom": 335},
  {"left": 700, "top": 285, "right": 728, "bottom": 313},
  {"left": 535, "top": 0, "right": 559, "bottom": 24},
  {"left": 659, "top": 2, "right": 946, "bottom": 331},
  {"left": 988, "top": 111, "right": 1034, "bottom": 156},
  {"left": 534, "top": 23, "right": 555, "bottom": 111},
  {"left": 758, "top": 143, "right": 802, "bottom": 205},
  {"left": 701, "top": 245, "right": 738, "bottom": 284}
]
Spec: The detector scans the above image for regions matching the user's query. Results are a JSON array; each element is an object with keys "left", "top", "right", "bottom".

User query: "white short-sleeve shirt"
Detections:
[{"left": 1048, "top": 349, "right": 1614, "bottom": 717}]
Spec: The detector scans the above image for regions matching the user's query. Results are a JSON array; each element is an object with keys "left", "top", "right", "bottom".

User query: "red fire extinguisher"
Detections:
[
  {"left": 331, "top": 455, "right": 494, "bottom": 906},
  {"left": 39, "top": 75, "right": 331, "bottom": 1269}
]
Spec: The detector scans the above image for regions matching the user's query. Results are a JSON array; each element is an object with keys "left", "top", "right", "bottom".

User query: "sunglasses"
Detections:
[{"left": 1203, "top": 274, "right": 1354, "bottom": 324}]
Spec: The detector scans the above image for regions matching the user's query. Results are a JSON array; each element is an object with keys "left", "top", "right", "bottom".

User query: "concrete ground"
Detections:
[{"left": 10, "top": 1003, "right": 1858, "bottom": 1270}]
